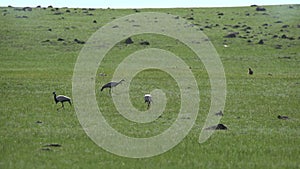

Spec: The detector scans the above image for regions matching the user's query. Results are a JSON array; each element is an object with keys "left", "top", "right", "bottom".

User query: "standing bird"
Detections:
[
  {"left": 53, "top": 92, "right": 71, "bottom": 110},
  {"left": 144, "top": 94, "right": 152, "bottom": 109},
  {"left": 100, "top": 79, "right": 125, "bottom": 93},
  {"left": 248, "top": 68, "right": 254, "bottom": 75}
]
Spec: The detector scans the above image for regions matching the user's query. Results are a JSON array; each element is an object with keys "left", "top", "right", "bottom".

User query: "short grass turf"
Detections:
[{"left": 0, "top": 4, "right": 300, "bottom": 169}]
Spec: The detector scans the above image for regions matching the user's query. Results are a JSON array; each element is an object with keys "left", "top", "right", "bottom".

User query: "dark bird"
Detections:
[
  {"left": 248, "top": 68, "right": 254, "bottom": 75},
  {"left": 144, "top": 94, "right": 152, "bottom": 109},
  {"left": 53, "top": 92, "right": 71, "bottom": 110},
  {"left": 100, "top": 79, "right": 125, "bottom": 93},
  {"left": 278, "top": 115, "right": 289, "bottom": 120}
]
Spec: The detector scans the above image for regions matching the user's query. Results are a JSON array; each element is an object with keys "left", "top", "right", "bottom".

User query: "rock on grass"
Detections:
[{"left": 205, "top": 124, "right": 228, "bottom": 130}]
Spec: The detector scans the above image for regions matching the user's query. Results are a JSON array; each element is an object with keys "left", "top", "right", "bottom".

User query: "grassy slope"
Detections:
[{"left": 0, "top": 5, "right": 299, "bottom": 169}]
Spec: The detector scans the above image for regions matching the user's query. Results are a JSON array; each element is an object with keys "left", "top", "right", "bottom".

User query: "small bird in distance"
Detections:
[{"left": 248, "top": 68, "right": 254, "bottom": 75}]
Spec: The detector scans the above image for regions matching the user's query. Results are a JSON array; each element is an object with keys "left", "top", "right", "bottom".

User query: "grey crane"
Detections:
[
  {"left": 53, "top": 92, "right": 71, "bottom": 110},
  {"left": 144, "top": 94, "right": 152, "bottom": 109},
  {"left": 100, "top": 79, "right": 125, "bottom": 93}
]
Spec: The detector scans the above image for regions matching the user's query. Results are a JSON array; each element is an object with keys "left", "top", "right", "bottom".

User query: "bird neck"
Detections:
[
  {"left": 117, "top": 80, "right": 123, "bottom": 85},
  {"left": 53, "top": 93, "right": 58, "bottom": 103}
]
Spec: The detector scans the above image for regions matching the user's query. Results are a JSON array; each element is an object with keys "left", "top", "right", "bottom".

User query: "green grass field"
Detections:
[{"left": 0, "top": 4, "right": 299, "bottom": 169}]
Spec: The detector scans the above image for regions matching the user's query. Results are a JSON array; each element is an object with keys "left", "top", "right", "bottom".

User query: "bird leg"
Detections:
[
  {"left": 147, "top": 102, "right": 151, "bottom": 109},
  {"left": 57, "top": 102, "right": 65, "bottom": 110}
]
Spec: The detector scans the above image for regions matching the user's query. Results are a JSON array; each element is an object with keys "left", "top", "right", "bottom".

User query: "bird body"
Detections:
[
  {"left": 53, "top": 92, "right": 71, "bottom": 110},
  {"left": 144, "top": 94, "right": 152, "bottom": 109},
  {"left": 101, "top": 79, "right": 125, "bottom": 92},
  {"left": 248, "top": 68, "right": 254, "bottom": 75}
]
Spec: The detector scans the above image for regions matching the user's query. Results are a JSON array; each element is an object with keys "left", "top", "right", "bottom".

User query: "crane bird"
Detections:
[
  {"left": 100, "top": 79, "right": 125, "bottom": 93},
  {"left": 144, "top": 94, "right": 152, "bottom": 109},
  {"left": 53, "top": 92, "right": 71, "bottom": 110},
  {"left": 248, "top": 68, "right": 254, "bottom": 75}
]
